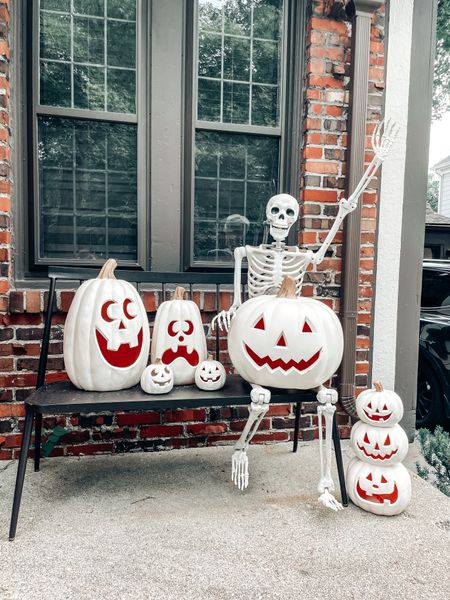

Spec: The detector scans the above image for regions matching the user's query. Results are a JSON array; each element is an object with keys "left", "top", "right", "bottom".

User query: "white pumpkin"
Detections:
[
  {"left": 346, "top": 458, "right": 411, "bottom": 516},
  {"left": 141, "top": 359, "right": 174, "bottom": 394},
  {"left": 228, "top": 276, "right": 343, "bottom": 389},
  {"left": 356, "top": 381, "right": 404, "bottom": 427},
  {"left": 151, "top": 286, "right": 207, "bottom": 385},
  {"left": 64, "top": 259, "right": 150, "bottom": 391},
  {"left": 195, "top": 355, "right": 226, "bottom": 391},
  {"left": 350, "top": 421, "right": 408, "bottom": 465}
]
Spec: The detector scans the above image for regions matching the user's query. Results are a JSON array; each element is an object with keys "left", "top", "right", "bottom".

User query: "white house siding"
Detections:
[{"left": 439, "top": 172, "right": 450, "bottom": 217}]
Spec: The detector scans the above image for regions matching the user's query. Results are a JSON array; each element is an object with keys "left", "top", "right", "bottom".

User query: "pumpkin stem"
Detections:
[
  {"left": 173, "top": 286, "right": 186, "bottom": 300},
  {"left": 277, "top": 276, "right": 296, "bottom": 298},
  {"left": 207, "top": 354, "right": 213, "bottom": 361},
  {"left": 374, "top": 381, "right": 383, "bottom": 392},
  {"left": 154, "top": 358, "right": 162, "bottom": 365},
  {"left": 97, "top": 258, "right": 117, "bottom": 280}
]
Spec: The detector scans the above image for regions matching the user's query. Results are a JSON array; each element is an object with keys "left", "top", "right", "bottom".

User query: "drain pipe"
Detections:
[{"left": 339, "top": 0, "right": 384, "bottom": 417}]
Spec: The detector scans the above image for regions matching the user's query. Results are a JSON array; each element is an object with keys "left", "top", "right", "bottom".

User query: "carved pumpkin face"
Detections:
[
  {"left": 64, "top": 259, "right": 150, "bottom": 391},
  {"left": 356, "top": 383, "right": 404, "bottom": 427},
  {"left": 228, "top": 293, "right": 343, "bottom": 390},
  {"left": 351, "top": 421, "right": 408, "bottom": 465},
  {"left": 141, "top": 361, "right": 174, "bottom": 394},
  {"left": 151, "top": 287, "right": 207, "bottom": 385},
  {"left": 195, "top": 356, "right": 226, "bottom": 391},
  {"left": 346, "top": 459, "right": 411, "bottom": 516}
]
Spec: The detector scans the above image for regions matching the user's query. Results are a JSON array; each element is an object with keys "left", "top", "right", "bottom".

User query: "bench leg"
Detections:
[
  {"left": 293, "top": 402, "right": 302, "bottom": 453},
  {"left": 332, "top": 415, "right": 348, "bottom": 507},
  {"left": 34, "top": 413, "right": 42, "bottom": 472},
  {"left": 9, "top": 406, "right": 34, "bottom": 541}
]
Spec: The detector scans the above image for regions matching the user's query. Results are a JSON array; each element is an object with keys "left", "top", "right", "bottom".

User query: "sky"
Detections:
[{"left": 429, "top": 112, "right": 450, "bottom": 169}]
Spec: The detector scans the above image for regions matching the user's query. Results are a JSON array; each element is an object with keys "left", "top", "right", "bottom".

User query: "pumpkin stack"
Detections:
[{"left": 346, "top": 382, "right": 411, "bottom": 516}]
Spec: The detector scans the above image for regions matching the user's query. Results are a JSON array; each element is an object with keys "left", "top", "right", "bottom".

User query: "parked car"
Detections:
[{"left": 417, "top": 260, "right": 450, "bottom": 429}]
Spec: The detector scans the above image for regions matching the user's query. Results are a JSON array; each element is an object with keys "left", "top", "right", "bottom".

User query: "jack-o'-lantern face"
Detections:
[
  {"left": 346, "top": 459, "right": 411, "bottom": 516},
  {"left": 95, "top": 298, "right": 144, "bottom": 368},
  {"left": 228, "top": 293, "right": 343, "bottom": 390},
  {"left": 356, "top": 383, "right": 404, "bottom": 427},
  {"left": 161, "top": 320, "right": 199, "bottom": 367},
  {"left": 141, "top": 361, "right": 174, "bottom": 394},
  {"left": 351, "top": 421, "right": 408, "bottom": 465},
  {"left": 195, "top": 356, "right": 226, "bottom": 391}
]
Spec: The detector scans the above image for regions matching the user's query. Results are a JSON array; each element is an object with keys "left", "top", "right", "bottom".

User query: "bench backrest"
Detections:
[{"left": 38, "top": 267, "right": 246, "bottom": 389}]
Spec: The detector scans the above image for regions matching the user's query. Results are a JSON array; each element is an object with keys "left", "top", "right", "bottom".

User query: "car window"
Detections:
[{"left": 421, "top": 268, "right": 450, "bottom": 307}]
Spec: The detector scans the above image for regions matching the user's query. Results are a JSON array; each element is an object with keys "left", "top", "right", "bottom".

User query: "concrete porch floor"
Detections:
[{"left": 0, "top": 440, "right": 449, "bottom": 600}]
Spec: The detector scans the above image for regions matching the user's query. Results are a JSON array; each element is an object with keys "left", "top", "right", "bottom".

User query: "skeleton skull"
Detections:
[{"left": 266, "top": 194, "right": 299, "bottom": 242}]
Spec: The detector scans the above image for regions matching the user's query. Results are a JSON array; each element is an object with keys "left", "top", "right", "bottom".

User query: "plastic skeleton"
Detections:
[{"left": 212, "top": 120, "right": 398, "bottom": 510}]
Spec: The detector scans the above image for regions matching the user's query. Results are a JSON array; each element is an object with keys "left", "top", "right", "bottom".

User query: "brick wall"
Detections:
[{"left": 0, "top": 0, "right": 384, "bottom": 460}]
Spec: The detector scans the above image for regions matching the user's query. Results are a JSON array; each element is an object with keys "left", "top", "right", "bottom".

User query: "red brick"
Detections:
[
  {"left": 140, "top": 425, "right": 183, "bottom": 438},
  {"left": 303, "top": 189, "right": 338, "bottom": 202},
  {"left": 267, "top": 404, "right": 291, "bottom": 416},
  {"left": 305, "top": 161, "right": 339, "bottom": 174},
  {"left": 187, "top": 423, "right": 227, "bottom": 435},
  {"left": 66, "top": 443, "right": 114, "bottom": 456},
  {"left": 142, "top": 291, "right": 157, "bottom": 312},
  {"left": 116, "top": 412, "right": 160, "bottom": 426},
  {"left": 164, "top": 409, "right": 206, "bottom": 423},
  {"left": 26, "top": 290, "right": 41, "bottom": 313},
  {"left": 304, "top": 146, "right": 323, "bottom": 159},
  {"left": 60, "top": 291, "right": 75, "bottom": 313}
]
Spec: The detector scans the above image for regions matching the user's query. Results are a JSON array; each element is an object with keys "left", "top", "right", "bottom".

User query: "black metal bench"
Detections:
[{"left": 9, "top": 267, "right": 348, "bottom": 540}]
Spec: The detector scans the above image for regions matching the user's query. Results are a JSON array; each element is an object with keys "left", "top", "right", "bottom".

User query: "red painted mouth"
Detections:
[
  {"left": 244, "top": 344, "right": 321, "bottom": 373},
  {"left": 162, "top": 346, "right": 199, "bottom": 367},
  {"left": 356, "top": 480, "right": 399, "bottom": 505},
  {"left": 357, "top": 444, "right": 398, "bottom": 461},
  {"left": 95, "top": 328, "right": 143, "bottom": 368},
  {"left": 363, "top": 409, "right": 393, "bottom": 423}
]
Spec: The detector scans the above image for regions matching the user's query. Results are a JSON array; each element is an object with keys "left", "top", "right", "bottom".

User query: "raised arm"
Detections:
[
  {"left": 311, "top": 119, "right": 398, "bottom": 266},
  {"left": 211, "top": 246, "right": 247, "bottom": 332}
]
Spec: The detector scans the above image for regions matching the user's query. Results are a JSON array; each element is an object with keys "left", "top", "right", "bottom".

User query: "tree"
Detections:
[
  {"left": 432, "top": 0, "right": 450, "bottom": 120},
  {"left": 427, "top": 172, "right": 440, "bottom": 211}
]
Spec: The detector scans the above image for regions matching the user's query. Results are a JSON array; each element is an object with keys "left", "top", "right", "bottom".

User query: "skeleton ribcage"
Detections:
[{"left": 246, "top": 246, "right": 311, "bottom": 298}]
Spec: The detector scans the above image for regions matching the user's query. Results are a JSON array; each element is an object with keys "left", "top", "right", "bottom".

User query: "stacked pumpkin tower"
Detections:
[{"left": 347, "top": 382, "right": 411, "bottom": 516}]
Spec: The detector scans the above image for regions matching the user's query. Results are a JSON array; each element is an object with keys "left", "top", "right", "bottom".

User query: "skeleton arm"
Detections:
[
  {"left": 211, "top": 246, "right": 246, "bottom": 332},
  {"left": 311, "top": 120, "right": 398, "bottom": 266}
]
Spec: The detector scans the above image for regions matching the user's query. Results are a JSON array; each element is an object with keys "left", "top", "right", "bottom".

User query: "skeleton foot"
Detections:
[
  {"left": 318, "top": 489, "right": 343, "bottom": 511},
  {"left": 231, "top": 385, "right": 270, "bottom": 490},
  {"left": 231, "top": 450, "right": 249, "bottom": 490}
]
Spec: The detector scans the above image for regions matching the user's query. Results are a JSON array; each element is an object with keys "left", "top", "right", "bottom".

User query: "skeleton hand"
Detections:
[
  {"left": 211, "top": 305, "right": 238, "bottom": 333},
  {"left": 372, "top": 118, "right": 399, "bottom": 163}
]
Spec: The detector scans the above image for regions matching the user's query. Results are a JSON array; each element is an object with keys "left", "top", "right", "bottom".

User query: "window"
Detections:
[
  {"left": 19, "top": 0, "right": 303, "bottom": 275},
  {"left": 28, "top": 0, "right": 147, "bottom": 268},
  {"left": 188, "top": 0, "right": 289, "bottom": 266}
]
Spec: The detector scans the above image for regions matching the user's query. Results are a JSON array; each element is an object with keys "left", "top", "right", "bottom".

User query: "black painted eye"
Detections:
[
  {"left": 286, "top": 208, "right": 295, "bottom": 217},
  {"left": 271, "top": 206, "right": 280, "bottom": 214},
  {"left": 164, "top": 367, "right": 170, "bottom": 374}
]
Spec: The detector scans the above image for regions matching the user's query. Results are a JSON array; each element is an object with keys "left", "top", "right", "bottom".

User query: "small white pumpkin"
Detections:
[
  {"left": 195, "top": 355, "right": 226, "bottom": 391},
  {"left": 346, "top": 458, "right": 411, "bottom": 516},
  {"left": 228, "top": 276, "right": 343, "bottom": 390},
  {"left": 151, "top": 286, "right": 207, "bottom": 385},
  {"left": 141, "top": 359, "right": 174, "bottom": 394},
  {"left": 356, "top": 381, "right": 404, "bottom": 427},
  {"left": 64, "top": 259, "right": 150, "bottom": 391},
  {"left": 350, "top": 421, "right": 408, "bottom": 465}
]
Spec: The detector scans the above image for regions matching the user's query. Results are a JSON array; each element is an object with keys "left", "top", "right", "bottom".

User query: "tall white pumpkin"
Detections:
[
  {"left": 228, "top": 276, "right": 343, "bottom": 389},
  {"left": 151, "top": 286, "right": 207, "bottom": 385},
  {"left": 63, "top": 259, "right": 150, "bottom": 391}
]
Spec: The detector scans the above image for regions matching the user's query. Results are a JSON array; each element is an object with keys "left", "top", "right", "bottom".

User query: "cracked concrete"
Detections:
[{"left": 0, "top": 441, "right": 449, "bottom": 600}]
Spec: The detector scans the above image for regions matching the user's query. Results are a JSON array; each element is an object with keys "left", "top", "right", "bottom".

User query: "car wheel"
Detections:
[{"left": 416, "top": 360, "right": 445, "bottom": 430}]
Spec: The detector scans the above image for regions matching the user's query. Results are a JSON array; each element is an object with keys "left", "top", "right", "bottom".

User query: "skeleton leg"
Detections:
[
  {"left": 231, "top": 385, "right": 271, "bottom": 490},
  {"left": 316, "top": 386, "right": 343, "bottom": 511}
]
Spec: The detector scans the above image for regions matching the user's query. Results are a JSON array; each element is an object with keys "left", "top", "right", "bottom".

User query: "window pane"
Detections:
[
  {"left": 193, "top": 131, "right": 279, "bottom": 262},
  {"left": 38, "top": 116, "right": 138, "bottom": 262},
  {"left": 197, "top": 0, "right": 284, "bottom": 126},
  {"left": 39, "top": 1, "right": 137, "bottom": 113}
]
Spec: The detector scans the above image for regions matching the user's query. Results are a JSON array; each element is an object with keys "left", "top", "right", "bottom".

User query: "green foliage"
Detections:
[
  {"left": 416, "top": 426, "right": 450, "bottom": 497},
  {"left": 427, "top": 172, "right": 440, "bottom": 212},
  {"left": 433, "top": 0, "right": 450, "bottom": 120},
  {"left": 42, "top": 425, "right": 68, "bottom": 458}
]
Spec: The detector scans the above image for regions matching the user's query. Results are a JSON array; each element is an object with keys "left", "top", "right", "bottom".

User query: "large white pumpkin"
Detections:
[
  {"left": 346, "top": 458, "right": 411, "bottom": 516},
  {"left": 151, "top": 286, "right": 207, "bottom": 385},
  {"left": 350, "top": 421, "right": 408, "bottom": 465},
  {"left": 228, "top": 277, "right": 343, "bottom": 389},
  {"left": 63, "top": 259, "right": 150, "bottom": 391},
  {"left": 356, "top": 381, "right": 404, "bottom": 427}
]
